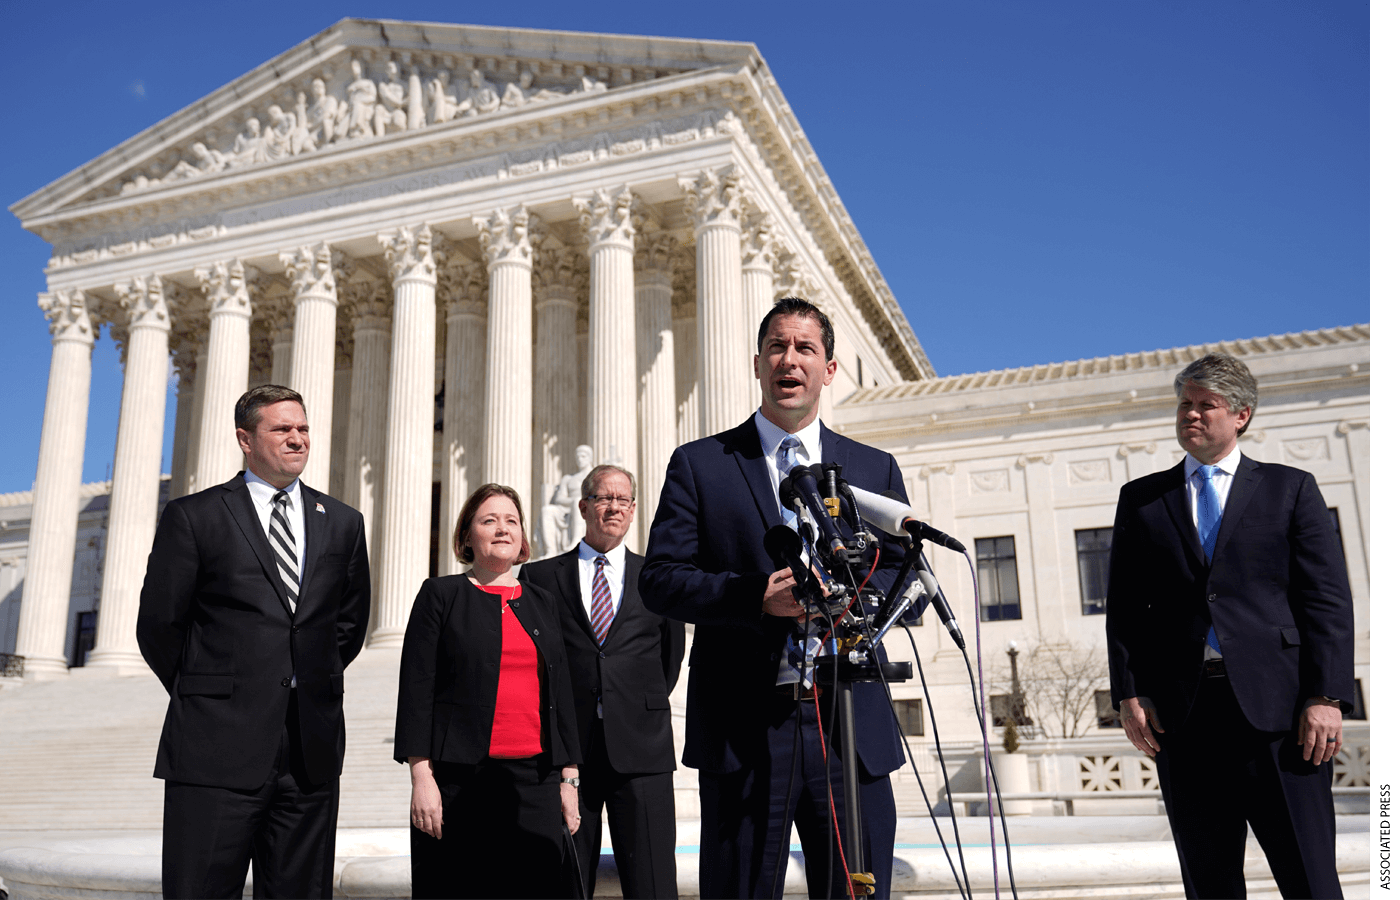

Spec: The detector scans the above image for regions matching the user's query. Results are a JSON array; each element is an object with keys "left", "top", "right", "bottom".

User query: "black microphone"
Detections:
[
  {"left": 780, "top": 465, "right": 847, "bottom": 558},
  {"left": 763, "top": 525, "right": 819, "bottom": 601},
  {"left": 913, "top": 555, "right": 965, "bottom": 651}
]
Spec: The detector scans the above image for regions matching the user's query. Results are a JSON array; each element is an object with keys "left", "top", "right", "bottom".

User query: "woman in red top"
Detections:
[{"left": 395, "top": 484, "right": 583, "bottom": 899}]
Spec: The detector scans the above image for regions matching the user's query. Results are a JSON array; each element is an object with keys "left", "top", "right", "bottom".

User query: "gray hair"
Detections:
[
  {"left": 581, "top": 464, "right": 635, "bottom": 501},
  {"left": 1173, "top": 353, "right": 1258, "bottom": 436}
]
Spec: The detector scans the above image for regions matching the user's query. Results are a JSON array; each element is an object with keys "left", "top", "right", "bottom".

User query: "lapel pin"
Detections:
[{"left": 316, "top": 503, "right": 326, "bottom": 514}]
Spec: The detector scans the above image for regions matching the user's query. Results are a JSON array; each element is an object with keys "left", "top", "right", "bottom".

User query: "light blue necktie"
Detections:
[
  {"left": 777, "top": 436, "right": 801, "bottom": 531},
  {"left": 1196, "top": 465, "right": 1223, "bottom": 653}
]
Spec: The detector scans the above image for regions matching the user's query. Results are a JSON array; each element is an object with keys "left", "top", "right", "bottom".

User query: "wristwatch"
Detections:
[{"left": 562, "top": 776, "right": 581, "bottom": 788}]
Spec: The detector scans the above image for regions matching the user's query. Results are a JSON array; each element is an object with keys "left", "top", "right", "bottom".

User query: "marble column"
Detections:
[
  {"left": 576, "top": 186, "right": 639, "bottom": 479},
  {"left": 681, "top": 167, "right": 749, "bottom": 435},
  {"left": 438, "top": 248, "right": 487, "bottom": 577},
  {"left": 166, "top": 328, "right": 200, "bottom": 501},
  {"left": 672, "top": 268, "right": 699, "bottom": 446},
  {"left": 372, "top": 224, "right": 440, "bottom": 648},
  {"left": 532, "top": 240, "right": 583, "bottom": 551},
  {"left": 1017, "top": 452, "right": 1058, "bottom": 629},
  {"left": 266, "top": 284, "right": 295, "bottom": 386},
  {"left": 340, "top": 268, "right": 392, "bottom": 628},
  {"left": 281, "top": 243, "right": 340, "bottom": 491},
  {"left": 474, "top": 207, "right": 537, "bottom": 514},
  {"left": 88, "top": 275, "right": 176, "bottom": 672},
  {"left": 741, "top": 208, "right": 776, "bottom": 411},
  {"left": 191, "top": 261, "right": 253, "bottom": 491},
  {"left": 15, "top": 291, "right": 96, "bottom": 677},
  {"left": 185, "top": 344, "right": 210, "bottom": 494},
  {"left": 329, "top": 306, "right": 354, "bottom": 500},
  {"left": 634, "top": 232, "right": 679, "bottom": 549}
]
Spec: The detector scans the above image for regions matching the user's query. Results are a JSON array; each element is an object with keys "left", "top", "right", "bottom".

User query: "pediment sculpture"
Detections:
[{"left": 121, "top": 59, "right": 611, "bottom": 195}]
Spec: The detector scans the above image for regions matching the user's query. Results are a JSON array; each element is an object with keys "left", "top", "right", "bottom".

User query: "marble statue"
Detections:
[
  {"left": 231, "top": 117, "right": 266, "bottom": 166},
  {"left": 161, "top": 142, "right": 228, "bottom": 183},
  {"left": 428, "top": 70, "right": 461, "bottom": 123},
  {"left": 466, "top": 69, "right": 500, "bottom": 117},
  {"left": 302, "top": 78, "right": 340, "bottom": 148},
  {"left": 374, "top": 60, "right": 409, "bottom": 136},
  {"left": 340, "top": 58, "right": 378, "bottom": 140},
  {"left": 538, "top": 444, "right": 593, "bottom": 558}
]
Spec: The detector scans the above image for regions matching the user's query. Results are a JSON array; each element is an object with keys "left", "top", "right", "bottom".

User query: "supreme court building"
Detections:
[{"left": 5, "top": 19, "right": 931, "bottom": 679}]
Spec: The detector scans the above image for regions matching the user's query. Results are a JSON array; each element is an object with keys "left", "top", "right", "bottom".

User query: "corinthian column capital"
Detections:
[
  {"left": 473, "top": 206, "right": 537, "bottom": 268},
  {"left": 380, "top": 224, "right": 441, "bottom": 284},
  {"left": 534, "top": 240, "right": 586, "bottom": 301},
  {"left": 194, "top": 259, "right": 254, "bottom": 318},
  {"left": 680, "top": 167, "right": 745, "bottom": 230},
  {"left": 574, "top": 185, "right": 637, "bottom": 248},
  {"left": 114, "top": 275, "right": 172, "bottom": 331},
  {"left": 741, "top": 208, "right": 775, "bottom": 270},
  {"left": 636, "top": 233, "right": 681, "bottom": 277},
  {"left": 38, "top": 289, "right": 95, "bottom": 344},
  {"left": 440, "top": 246, "right": 487, "bottom": 317},
  {"left": 341, "top": 268, "right": 393, "bottom": 326},
  {"left": 281, "top": 242, "right": 341, "bottom": 298}
]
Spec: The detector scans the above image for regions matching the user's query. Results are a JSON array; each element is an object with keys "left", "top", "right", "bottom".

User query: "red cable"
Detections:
[{"left": 810, "top": 547, "right": 879, "bottom": 898}]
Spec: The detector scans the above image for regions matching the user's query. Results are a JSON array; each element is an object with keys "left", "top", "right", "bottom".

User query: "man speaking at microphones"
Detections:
[{"left": 641, "top": 298, "right": 920, "bottom": 899}]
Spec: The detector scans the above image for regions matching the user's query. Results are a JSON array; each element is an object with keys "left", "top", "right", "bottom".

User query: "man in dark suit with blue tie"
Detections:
[
  {"left": 1106, "top": 352, "right": 1353, "bottom": 899},
  {"left": 641, "top": 297, "right": 916, "bottom": 899},
  {"left": 519, "top": 463, "right": 686, "bottom": 898},
  {"left": 137, "top": 385, "right": 371, "bottom": 899}
]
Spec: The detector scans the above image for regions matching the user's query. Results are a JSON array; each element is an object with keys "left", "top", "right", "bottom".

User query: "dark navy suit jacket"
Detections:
[
  {"left": 1106, "top": 455, "right": 1354, "bottom": 731},
  {"left": 640, "top": 415, "right": 915, "bottom": 777}
]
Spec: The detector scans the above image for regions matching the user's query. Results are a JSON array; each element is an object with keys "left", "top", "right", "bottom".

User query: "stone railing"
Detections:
[{"left": 0, "top": 653, "right": 24, "bottom": 678}]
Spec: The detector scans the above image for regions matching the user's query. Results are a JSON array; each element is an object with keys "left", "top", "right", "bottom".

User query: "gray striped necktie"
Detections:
[{"left": 269, "top": 491, "right": 300, "bottom": 611}]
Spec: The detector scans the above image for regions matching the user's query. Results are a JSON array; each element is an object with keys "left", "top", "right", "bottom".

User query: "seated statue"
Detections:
[{"left": 537, "top": 445, "right": 594, "bottom": 558}]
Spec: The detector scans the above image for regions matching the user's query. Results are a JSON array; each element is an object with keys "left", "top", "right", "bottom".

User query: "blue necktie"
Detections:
[
  {"left": 777, "top": 436, "right": 801, "bottom": 531},
  {"left": 1196, "top": 465, "right": 1223, "bottom": 653}
]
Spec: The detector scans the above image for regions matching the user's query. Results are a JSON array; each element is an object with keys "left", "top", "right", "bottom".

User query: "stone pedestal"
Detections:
[
  {"left": 282, "top": 243, "right": 340, "bottom": 491},
  {"left": 88, "top": 276, "right": 176, "bottom": 673},
  {"left": 15, "top": 291, "right": 96, "bottom": 678},
  {"left": 371, "top": 225, "right": 439, "bottom": 648},
  {"left": 476, "top": 207, "right": 536, "bottom": 516},
  {"left": 682, "top": 168, "right": 749, "bottom": 435}
]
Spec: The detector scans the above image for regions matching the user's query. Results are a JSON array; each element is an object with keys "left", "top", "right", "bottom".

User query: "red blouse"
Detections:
[{"left": 479, "top": 584, "right": 543, "bottom": 759}]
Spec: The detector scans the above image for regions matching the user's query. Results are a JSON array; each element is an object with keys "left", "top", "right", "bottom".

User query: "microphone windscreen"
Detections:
[{"left": 845, "top": 483, "right": 915, "bottom": 537}]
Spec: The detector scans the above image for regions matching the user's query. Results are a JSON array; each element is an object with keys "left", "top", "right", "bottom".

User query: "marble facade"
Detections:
[{"left": 6, "top": 20, "right": 928, "bottom": 677}]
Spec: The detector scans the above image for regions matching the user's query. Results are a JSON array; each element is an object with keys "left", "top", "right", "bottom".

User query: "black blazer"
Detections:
[
  {"left": 519, "top": 546, "right": 686, "bottom": 774},
  {"left": 639, "top": 415, "right": 919, "bottom": 777},
  {"left": 136, "top": 474, "right": 371, "bottom": 790},
  {"left": 1106, "top": 455, "right": 1354, "bottom": 732},
  {"left": 394, "top": 576, "right": 582, "bottom": 768}
]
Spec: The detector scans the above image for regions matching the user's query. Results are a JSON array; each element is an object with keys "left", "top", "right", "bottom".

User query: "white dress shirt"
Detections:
[
  {"left": 243, "top": 470, "right": 306, "bottom": 578},
  {"left": 576, "top": 540, "right": 627, "bottom": 622},
  {"left": 1183, "top": 444, "right": 1241, "bottom": 532}
]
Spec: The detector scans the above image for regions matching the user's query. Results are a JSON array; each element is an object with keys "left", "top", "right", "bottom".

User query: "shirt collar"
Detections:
[
  {"left": 1184, "top": 443, "right": 1241, "bottom": 479},
  {"left": 755, "top": 409, "right": 824, "bottom": 463},
  {"left": 243, "top": 469, "right": 303, "bottom": 508},
  {"left": 579, "top": 540, "right": 627, "bottom": 570}
]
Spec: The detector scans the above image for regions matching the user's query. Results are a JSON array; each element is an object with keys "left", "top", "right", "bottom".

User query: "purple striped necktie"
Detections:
[{"left": 589, "top": 556, "right": 614, "bottom": 643}]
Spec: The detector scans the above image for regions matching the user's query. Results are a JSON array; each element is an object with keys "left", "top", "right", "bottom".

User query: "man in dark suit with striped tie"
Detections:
[
  {"left": 137, "top": 384, "right": 371, "bottom": 899},
  {"left": 1106, "top": 353, "right": 1353, "bottom": 898},
  {"left": 520, "top": 464, "right": 686, "bottom": 898}
]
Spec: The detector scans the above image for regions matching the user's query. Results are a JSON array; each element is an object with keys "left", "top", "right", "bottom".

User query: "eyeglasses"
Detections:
[{"left": 586, "top": 495, "right": 635, "bottom": 510}]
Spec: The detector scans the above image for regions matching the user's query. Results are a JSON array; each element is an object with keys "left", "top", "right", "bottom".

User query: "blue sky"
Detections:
[{"left": 0, "top": 1, "right": 1370, "bottom": 493}]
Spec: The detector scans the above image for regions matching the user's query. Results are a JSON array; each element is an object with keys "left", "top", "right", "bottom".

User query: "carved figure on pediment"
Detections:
[
  {"left": 577, "top": 73, "right": 608, "bottom": 94},
  {"left": 338, "top": 59, "right": 378, "bottom": 140},
  {"left": 162, "top": 142, "right": 229, "bottom": 184},
  {"left": 539, "top": 444, "right": 594, "bottom": 557},
  {"left": 373, "top": 60, "right": 409, "bottom": 136},
  {"left": 406, "top": 65, "right": 426, "bottom": 130},
  {"left": 428, "top": 70, "right": 462, "bottom": 123},
  {"left": 465, "top": 69, "right": 500, "bottom": 117},
  {"left": 501, "top": 69, "right": 563, "bottom": 109},
  {"left": 232, "top": 117, "right": 268, "bottom": 165},
  {"left": 303, "top": 78, "right": 340, "bottom": 148},
  {"left": 262, "top": 105, "right": 299, "bottom": 161}
]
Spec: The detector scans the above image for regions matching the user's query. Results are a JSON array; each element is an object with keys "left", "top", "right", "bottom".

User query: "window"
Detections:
[
  {"left": 990, "top": 693, "right": 1031, "bottom": 727},
  {"left": 891, "top": 699, "right": 924, "bottom": 736},
  {"left": 1075, "top": 528, "right": 1113, "bottom": 615},
  {"left": 1095, "top": 690, "right": 1121, "bottom": 728},
  {"left": 976, "top": 536, "right": 1021, "bottom": 621}
]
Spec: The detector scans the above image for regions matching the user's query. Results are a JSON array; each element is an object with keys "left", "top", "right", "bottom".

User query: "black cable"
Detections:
[
  {"left": 894, "top": 622, "right": 972, "bottom": 900},
  {"left": 961, "top": 648, "right": 1019, "bottom": 900}
]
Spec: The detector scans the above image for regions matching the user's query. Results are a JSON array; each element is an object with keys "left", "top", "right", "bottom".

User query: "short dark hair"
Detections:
[
  {"left": 580, "top": 465, "right": 636, "bottom": 501},
  {"left": 1174, "top": 353, "right": 1259, "bottom": 436},
  {"left": 235, "top": 385, "right": 305, "bottom": 432},
  {"left": 453, "top": 483, "right": 531, "bottom": 565},
  {"left": 757, "top": 297, "right": 835, "bottom": 361}
]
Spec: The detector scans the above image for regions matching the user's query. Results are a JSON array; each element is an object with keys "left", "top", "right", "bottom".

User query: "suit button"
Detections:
[
  {"left": 281, "top": 677, "right": 291, "bottom": 687},
  {"left": 771, "top": 653, "right": 779, "bottom": 662},
  {"left": 533, "top": 628, "right": 540, "bottom": 635},
  {"left": 513, "top": 602, "right": 520, "bottom": 608},
  {"left": 292, "top": 626, "right": 299, "bottom": 634},
  {"left": 1207, "top": 593, "right": 1217, "bottom": 603},
  {"left": 599, "top": 651, "right": 607, "bottom": 659}
]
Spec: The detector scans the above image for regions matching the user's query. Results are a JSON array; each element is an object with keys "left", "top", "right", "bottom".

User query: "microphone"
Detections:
[
  {"left": 779, "top": 465, "right": 848, "bottom": 557},
  {"left": 845, "top": 484, "right": 967, "bottom": 553},
  {"left": 914, "top": 557, "right": 965, "bottom": 651},
  {"left": 763, "top": 525, "right": 819, "bottom": 601}
]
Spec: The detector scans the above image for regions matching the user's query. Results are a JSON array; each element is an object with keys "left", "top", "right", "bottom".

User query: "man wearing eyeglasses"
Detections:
[{"left": 520, "top": 464, "right": 686, "bottom": 898}]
